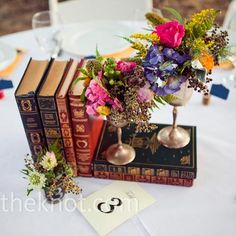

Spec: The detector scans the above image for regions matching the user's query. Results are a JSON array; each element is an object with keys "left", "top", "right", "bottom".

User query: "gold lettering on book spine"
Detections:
[
  {"left": 73, "top": 108, "right": 84, "bottom": 119},
  {"left": 21, "top": 99, "right": 32, "bottom": 112},
  {"left": 30, "top": 133, "right": 41, "bottom": 144},
  {"left": 76, "top": 124, "right": 85, "bottom": 133},
  {"left": 59, "top": 110, "right": 68, "bottom": 123}
]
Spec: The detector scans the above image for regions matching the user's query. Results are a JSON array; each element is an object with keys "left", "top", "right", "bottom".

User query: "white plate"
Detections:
[
  {"left": 0, "top": 41, "right": 17, "bottom": 71},
  {"left": 61, "top": 21, "right": 135, "bottom": 56}
]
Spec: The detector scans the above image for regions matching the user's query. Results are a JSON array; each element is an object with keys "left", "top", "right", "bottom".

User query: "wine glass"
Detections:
[
  {"left": 157, "top": 81, "right": 193, "bottom": 149},
  {"left": 32, "top": 10, "right": 62, "bottom": 58},
  {"left": 223, "top": 12, "right": 236, "bottom": 88}
]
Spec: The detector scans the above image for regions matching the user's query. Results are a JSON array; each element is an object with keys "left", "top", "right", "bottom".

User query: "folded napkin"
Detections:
[
  {"left": 214, "top": 60, "right": 234, "bottom": 70},
  {"left": 0, "top": 48, "right": 25, "bottom": 77},
  {"left": 0, "top": 79, "right": 13, "bottom": 90},
  {"left": 103, "top": 46, "right": 133, "bottom": 59}
]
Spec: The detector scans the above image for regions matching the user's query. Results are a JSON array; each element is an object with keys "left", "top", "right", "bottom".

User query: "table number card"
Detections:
[{"left": 77, "top": 181, "right": 156, "bottom": 236}]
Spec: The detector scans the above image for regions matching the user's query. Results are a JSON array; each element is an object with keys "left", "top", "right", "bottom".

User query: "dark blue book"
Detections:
[
  {"left": 93, "top": 122, "right": 197, "bottom": 187},
  {"left": 15, "top": 59, "right": 52, "bottom": 160}
]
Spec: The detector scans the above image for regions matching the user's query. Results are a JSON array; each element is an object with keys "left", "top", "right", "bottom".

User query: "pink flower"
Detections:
[
  {"left": 86, "top": 103, "right": 99, "bottom": 116},
  {"left": 138, "top": 83, "right": 154, "bottom": 103},
  {"left": 112, "top": 98, "right": 123, "bottom": 111},
  {"left": 85, "top": 80, "right": 113, "bottom": 116},
  {"left": 154, "top": 21, "right": 185, "bottom": 48},
  {"left": 116, "top": 60, "right": 137, "bottom": 73}
]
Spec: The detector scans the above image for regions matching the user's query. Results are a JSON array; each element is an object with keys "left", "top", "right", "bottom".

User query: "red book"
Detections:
[
  {"left": 68, "top": 61, "right": 104, "bottom": 176},
  {"left": 56, "top": 59, "right": 83, "bottom": 176}
]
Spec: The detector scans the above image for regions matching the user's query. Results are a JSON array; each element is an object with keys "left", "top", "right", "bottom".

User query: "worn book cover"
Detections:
[
  {"left": 37, "top": 59, "right": 69, "bottom": 155},
  {"left": 93, "top": 122, "right": 197, "bottom": 186},
  {"left": 69, "top": 60, "right": 104, "bottom": 176},
  {"left": 15, "top": 58, "right": 52, "bottom": 160},
  {"left": 56, "top": 59, "right": 82, "bottom": 176}
]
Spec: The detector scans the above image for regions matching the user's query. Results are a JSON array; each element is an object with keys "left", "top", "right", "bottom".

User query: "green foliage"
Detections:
[
  {"left": 86, "top": 59, "right": 103, "bottom": 76},
  {"left": 71, "top": 76, "right": 86, "bottom": 89},
  {"left": 96, "top": 46, "right": 103, "bottom": 62},
  {"left": 153, "top": 94, "right": 177, "bottom": 108},
  {"left": 163, "top": 7, "right": 184, "bottom": 24},
  {"left": 80, "top": 88, "right": 86, "bottom": 102},
  {"left": 122, "top": 57, "right": 142, "bottom": 65},
  {"left": 145, "top": 12, "right": 166, "bottom": 27}
]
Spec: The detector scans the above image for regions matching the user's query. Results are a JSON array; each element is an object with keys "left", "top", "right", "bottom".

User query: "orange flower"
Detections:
[
  {"left": 83, "top": 77, "right": 91, "bottom": 87},
  {"left": 199, "top": 54, "right": 214, "bottom": 71}
]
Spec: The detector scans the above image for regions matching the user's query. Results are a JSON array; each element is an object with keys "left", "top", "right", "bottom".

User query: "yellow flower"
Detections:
[
  {"left": 199, "top": 54, "right": 214, "bottom": 71},
  {"left": 130, "top": 33, "right": 160, "bottom": 44},
  {"left": 186, "top": 9, "right": 218, "bottom": 39},
  {"left": 96, "top": 106, "right": 111, "bottom": 116}
]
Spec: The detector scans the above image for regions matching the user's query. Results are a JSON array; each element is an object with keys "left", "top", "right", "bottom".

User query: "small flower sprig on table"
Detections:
[
  {"left": 21, "top": 142, "right": 81, "bottom": 197},
  {"left": 126, "top": 8, "right": 230, "bottom": 96}
]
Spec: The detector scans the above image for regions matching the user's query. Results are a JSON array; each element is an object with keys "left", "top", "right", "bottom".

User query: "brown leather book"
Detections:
[
  {"left": 37, "top": 59, "right": 69, "bottom": 154},
  {"left": 68, "top": 60, "right": 104, "bottom": 176},
  {"left": 15, "top": 58, "right": 51, "bottom": 160},
  {"left": 55, "top": 59, "right": 83, "bottom": 176}
]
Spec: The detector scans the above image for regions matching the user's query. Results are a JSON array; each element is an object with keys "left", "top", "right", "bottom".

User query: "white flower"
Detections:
[
  {"left": 28, "top": 170, "right": 46, "bottom": 190},
  {"left": 191, "top": 59, "right": 204, "bottom": 70},
  {"left": 40, "top": 151, "right": 57, "bottom": 171}
]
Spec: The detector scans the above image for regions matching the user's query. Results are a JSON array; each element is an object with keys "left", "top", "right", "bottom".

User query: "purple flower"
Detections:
[
  {"left": 163, "top": 48, "right": 190, "bottom": 64},
  {"left": 152, "top": 76, "right": 187, "bottom": 96},
  {"left": 143, "top": 45, "right": 164, "bottom": 67}
]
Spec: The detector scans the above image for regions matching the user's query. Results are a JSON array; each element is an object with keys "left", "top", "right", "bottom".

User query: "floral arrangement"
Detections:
[
  {"left": 74, "top": 50, "right": 174, "bottom": 132},
  {"left": 126, "top": 8, "right": 229, "bottom": 95},
  {"left": 74, "top": 8, "right": 229, "bottom": 132},
  {"left": 21, "top": 142, "right": 81, "bottom": 197}
]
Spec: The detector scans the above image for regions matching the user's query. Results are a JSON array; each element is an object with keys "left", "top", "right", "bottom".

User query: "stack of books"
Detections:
[{"left": 15, "top": 58, "right": 197, "bottom": 186}]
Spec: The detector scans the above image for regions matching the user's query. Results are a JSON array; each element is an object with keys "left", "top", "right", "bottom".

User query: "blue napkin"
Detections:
[
  {"left": 210, "top": 84, "right": 229, "bottom": 100},
  {"left": 0, "top": 79, "right": 14, "bottom": 90}
]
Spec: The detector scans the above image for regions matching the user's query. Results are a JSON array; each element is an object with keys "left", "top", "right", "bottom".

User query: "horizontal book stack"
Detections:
[
  {"left": 16, "top": 58, "right": 197, "bottom": 186},
  {"left": 93, "top": 122, "right": 197, "bottom": 187}
]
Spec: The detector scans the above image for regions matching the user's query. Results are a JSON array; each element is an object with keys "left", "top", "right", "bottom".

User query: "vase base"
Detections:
[
  {"left": 105, "top": 143, "right": 135, "bottom": 165},
  {"left": 157, "top": 126, "right": 190, "bottom": 149}
]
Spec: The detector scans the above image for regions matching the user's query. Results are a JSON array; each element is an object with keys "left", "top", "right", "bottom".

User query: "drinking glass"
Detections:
[
  {"left": 32, "top": 10, "right": 62, "bottom": 57},
  {"left": 223, "top": 13, "right": 236, "bottom": 88}
]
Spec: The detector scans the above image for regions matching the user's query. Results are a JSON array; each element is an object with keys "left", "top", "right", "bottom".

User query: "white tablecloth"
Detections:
[{"left": 0, "top": 28, "right": 236, "bottom": 236}]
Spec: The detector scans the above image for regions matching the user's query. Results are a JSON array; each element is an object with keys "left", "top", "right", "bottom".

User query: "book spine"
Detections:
[
  {"left": 16, "top": 96, "right": 47, "bottom": 160},
  {"left": 56, "top": 97, "right": 78, "bottom": 176},
  {"left": 93, "top": 171, "right": 193, "bottom": 187},
  {"left": 37, "top": 97, "right": 64, "bottom": 155},
  {"left": 69, "top": 96, "right": 91, "bottom": 176}
]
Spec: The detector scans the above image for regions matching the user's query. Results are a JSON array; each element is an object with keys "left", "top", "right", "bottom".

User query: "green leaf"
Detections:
[
  {"left": 154, "top": 96, "right": 166, "bottom": 105},
  {"left": 120, "top": 36, "right": 135, "bottom": 44},
  {"left": 80, "top": 88, "right": 86, "bottom": 102},
  {"left": 96, "top": 45, "right": 103, "bottom": 62},
  {"left": 79, "top": 68, "right": 89, "bottom": 76},
  {"left": 163, "top": 7, "right": 184, "bottom": 24},
  {"left": 159, "top": 61, "right": 174, "bottom": 71},
  {"left": 162, "top": 94, "right": 177, "bottom": 104},
  {"left": 27, "top": 188, "right": 33, "bottom": 196},
  {"left": 71, "top": 76, "right": 87, "bottom": 89}
]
